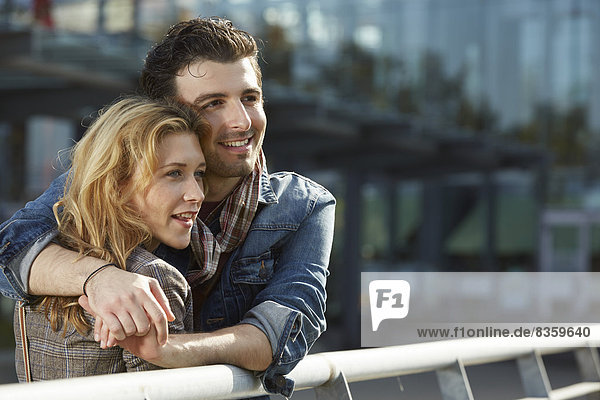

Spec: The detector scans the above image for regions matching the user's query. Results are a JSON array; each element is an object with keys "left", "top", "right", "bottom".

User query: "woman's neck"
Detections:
[{"left": 145, "top": 238, "right": 160, "bottom": 253}]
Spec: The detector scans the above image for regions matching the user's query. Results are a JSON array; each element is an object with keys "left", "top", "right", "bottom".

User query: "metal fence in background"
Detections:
[{"left": 0, "top": 332, "right": 599, "bottom": 400}]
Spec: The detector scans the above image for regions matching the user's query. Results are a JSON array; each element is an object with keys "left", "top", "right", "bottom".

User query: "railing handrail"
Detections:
[
  {"left": 0, "top": 335, "right": 598, "bottom": 400},
  {"left": 293, "top": 337, "right": 590, "bottom": 387}
]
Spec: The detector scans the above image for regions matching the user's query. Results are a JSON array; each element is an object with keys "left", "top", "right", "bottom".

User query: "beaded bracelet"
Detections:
[{"left": 82, "top": 263, "right": 118, "bottom": 297}]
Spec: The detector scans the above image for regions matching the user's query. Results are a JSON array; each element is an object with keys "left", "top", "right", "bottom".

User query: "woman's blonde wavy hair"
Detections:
[{"left": 39, "top": 96, "right": 208, "bottom": 335}]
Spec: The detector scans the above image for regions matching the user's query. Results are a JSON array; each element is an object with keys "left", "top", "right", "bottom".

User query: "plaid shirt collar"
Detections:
[{"left": 188, "top": 152, "right": 268, "bottom": 285}]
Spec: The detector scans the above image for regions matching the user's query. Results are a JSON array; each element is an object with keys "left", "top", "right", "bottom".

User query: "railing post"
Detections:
[
  {"left": 575, "top": 346, "right": 600, "bottom": 381},
  {"left": 517, "top": 350, "right": 551, "bottom": 398},
  {"left": 574, "top": 346, "right": 600, "bottom": 400},
  {"left": 314, "top": 369, "right": 353, "bottom": 400},
  {"left": 436, "top": 359, "right": 474, "bottom": 400}
]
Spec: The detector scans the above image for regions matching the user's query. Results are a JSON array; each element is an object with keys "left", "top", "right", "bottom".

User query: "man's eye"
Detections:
[{"left": 202, "top": 100, "right": 222, "bottom": 109}]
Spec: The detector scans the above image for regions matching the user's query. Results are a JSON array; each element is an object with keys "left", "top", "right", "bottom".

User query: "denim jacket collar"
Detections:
[{"left": 259, "top": 170, "right": 279, "bottom": 205}]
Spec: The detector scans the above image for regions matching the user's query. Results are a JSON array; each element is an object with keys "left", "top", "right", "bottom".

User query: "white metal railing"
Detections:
[{"left": 0, "top": 334, "right": 599, "bottom": 400}]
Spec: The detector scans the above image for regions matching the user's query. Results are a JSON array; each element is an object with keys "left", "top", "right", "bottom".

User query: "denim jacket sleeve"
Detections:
[
  {"left": 0, "top": 172, "right": 67, "bottom": 300},
  {"left": 240, "top": 185, "right": 336, "bottom": 397}
]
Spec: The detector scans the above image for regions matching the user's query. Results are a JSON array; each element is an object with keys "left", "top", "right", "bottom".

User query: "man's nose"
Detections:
[{"left": 226, "top": 101, "right": 252, "bottom": 131}]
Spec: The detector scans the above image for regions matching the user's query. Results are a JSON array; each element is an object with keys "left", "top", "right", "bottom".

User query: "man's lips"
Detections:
[
  {"left": 218, "top": 135, "right": 255, "bottom": 153},
  {"left": 221, "top": 137, "right": 250, "bottom": 147}
]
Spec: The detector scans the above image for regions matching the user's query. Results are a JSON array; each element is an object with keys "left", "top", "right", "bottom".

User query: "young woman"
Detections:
[{"left": 13, "top": 96, "right": 209, "bottom": 380}]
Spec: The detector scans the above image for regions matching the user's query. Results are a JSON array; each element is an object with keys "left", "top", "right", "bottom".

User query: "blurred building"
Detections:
[{"left": 1, "top": 0, "right": 599, "bottom": 348}]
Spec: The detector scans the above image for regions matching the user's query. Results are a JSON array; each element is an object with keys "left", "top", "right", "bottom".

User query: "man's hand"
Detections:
[
  {"left": 78, "top": 267, "right": 175, "bottom": 347},
  {"left": 116, "top": 325, "right": 165, "bottom": 364},
  {"left": 30, "top": 244, "right": 175, "bottom": 346}
]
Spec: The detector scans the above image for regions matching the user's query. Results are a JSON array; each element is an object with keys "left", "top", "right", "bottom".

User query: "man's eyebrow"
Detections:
[
  {"left": 243, "top": 87, "right": 262, "bottom": 95},
  {"left": 192, "top": 88, "right": 262, "bottom": 105},
  {"left": 192, "top": 93, "right": 225, "bottom": 106}
]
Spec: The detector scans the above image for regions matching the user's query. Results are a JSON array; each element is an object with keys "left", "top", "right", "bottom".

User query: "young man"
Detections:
[{"left": 0, "top": 17, "right": 335, "bottom": 397}]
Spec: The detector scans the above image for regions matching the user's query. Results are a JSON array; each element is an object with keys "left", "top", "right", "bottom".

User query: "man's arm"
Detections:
[
  {"left": 29, "top": 243, "right": 103, "bottom": 295},
  {"left": 0, "top": 173, "right": 68, "bottom": 300},
  {"left": 117, "top": 323, "right": 272, "bottom": 372},
  {"left": 239, "top": 183, "right": 336, "bottom": 396}
]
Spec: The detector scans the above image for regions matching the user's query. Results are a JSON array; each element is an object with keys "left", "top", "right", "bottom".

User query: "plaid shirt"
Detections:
[
  {"left": 188, "top": 151, "right": 264, "bottom": 286},
  {"left": 13, "top": 247, "right": 193, "bottom": 381}
]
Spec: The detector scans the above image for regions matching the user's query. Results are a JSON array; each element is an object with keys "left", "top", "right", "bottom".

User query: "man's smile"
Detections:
[{"left": 221, "top": 137, "right": 251, "bottom": 147}]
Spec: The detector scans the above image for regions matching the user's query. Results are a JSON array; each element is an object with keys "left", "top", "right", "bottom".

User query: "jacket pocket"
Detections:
[
  {"left": 230, "top": 252, "right": 276, "bottom": 309},
  {"left": 231, "top": 252, "right": 276, "bottom": 284}
]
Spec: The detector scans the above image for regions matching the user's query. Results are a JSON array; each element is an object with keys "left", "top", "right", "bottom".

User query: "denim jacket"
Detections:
[{"left": 0, "top": 170, "right": 336, "bottom": 398}]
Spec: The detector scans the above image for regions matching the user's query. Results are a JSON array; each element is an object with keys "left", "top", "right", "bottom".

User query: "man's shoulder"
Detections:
[
  {"left": 253, "top": 171, "right": 336, "bottom": 226},
  {"left": 264, "top": 171, "right": 334, "bottom": 202}
]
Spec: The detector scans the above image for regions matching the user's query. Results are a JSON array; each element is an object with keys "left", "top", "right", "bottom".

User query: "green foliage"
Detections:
[
  {"left": 509, "top": 104, "right": 590, "bottom": 166},
  {"left": 259, "top": 27, "right": 594, "bottom": 171},
  {"left": 259, "top": 24, "right": 293, "bottom": 86}
]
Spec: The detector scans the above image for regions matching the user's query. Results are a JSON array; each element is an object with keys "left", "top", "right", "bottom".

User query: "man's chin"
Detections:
[
  {"left": 225, "top": 158, "right": 257, "bottom": 177},
  {"left": 206, "top": 152, "right": 259, "bottom": 179}
]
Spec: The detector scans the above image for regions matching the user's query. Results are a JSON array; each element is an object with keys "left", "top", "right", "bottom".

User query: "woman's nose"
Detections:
[{"left": 183, "top": 178, "right": 205, "bottom": 203}]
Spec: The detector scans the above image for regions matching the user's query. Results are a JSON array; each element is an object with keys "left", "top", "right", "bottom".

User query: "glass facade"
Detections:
[
  {"left": 5, "top": 0, "right": 597, "bottom": 135},
  {"left": 1, "top": 1, "right": 600, "bottom": 347}
]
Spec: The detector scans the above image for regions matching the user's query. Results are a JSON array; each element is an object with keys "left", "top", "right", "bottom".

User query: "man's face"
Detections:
[{"left": 175, "top": 58, "right": 266, "bottom": 197}]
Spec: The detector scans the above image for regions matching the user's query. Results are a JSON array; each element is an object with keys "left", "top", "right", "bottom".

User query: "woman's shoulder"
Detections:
[{"left": 125, "top": 247, "right": 188, "bottom": 287}]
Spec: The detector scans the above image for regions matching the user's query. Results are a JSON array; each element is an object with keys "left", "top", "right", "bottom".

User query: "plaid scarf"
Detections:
[{"left": 187, "top": 151, "right": 265, "bottom": 286}]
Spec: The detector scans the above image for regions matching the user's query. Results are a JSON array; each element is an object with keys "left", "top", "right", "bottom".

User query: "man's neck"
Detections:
[{"left": 204, "top": 176, "right": 243, "bottom": 202}]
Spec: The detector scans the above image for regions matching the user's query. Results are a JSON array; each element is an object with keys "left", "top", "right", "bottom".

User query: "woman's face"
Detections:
[{"left": 129, "top": 132, "right": 206, "bottom": 251}]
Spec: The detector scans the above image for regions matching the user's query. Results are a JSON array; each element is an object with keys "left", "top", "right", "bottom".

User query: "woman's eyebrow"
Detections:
[{"left": 159, "top": 161, "right": 207, "bottom": 169}]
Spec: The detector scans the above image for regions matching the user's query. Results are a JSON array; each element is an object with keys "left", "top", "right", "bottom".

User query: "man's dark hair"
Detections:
[{"left": 140, "top": 16, "right": 262, "bottom": 100}]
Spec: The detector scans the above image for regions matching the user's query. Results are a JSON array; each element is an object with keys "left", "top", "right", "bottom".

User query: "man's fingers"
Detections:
[
  {"left": 124, "top": 306, "right": 151, "bottom": 337},
  {"left": 150, "top": 282, "right": 175, "bottom": 322},
  {"left": 99, "top": 313, "right": 126, "bottom": 344},
  {"left": 147, "top": 282, "right": 173, "bottom": 346},
  {"left": 143, "top": 300, "right": 169, "bottom": 346},
  {"left": 112, "top": 310, "right": 140, "bottom": 338}
]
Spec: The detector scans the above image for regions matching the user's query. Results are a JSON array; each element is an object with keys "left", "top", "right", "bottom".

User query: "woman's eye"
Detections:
[{"left": 167, "top": 170, "right": 183, "bottom": 178}]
